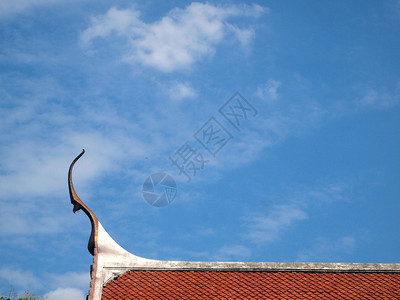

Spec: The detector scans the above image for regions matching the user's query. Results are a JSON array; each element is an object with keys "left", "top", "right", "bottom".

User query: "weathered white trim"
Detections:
[
  {"left": 91, "top": 222, "right": 400, "bottom": 299},
  {"left": 102, "top": 262, "right": 400, "bottom": 274},
  {"left": 92, "top": 222, "right": 155, "bottom": 300}
]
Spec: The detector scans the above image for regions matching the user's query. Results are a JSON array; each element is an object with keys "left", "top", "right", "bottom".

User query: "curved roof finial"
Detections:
[{"left": 68, "top": 149, "right": 98, "bottom": 256}]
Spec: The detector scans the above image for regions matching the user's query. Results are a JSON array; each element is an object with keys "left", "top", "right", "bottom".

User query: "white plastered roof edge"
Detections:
[{"left": 91, "top": 221, "right": 400, "bottom": 300}]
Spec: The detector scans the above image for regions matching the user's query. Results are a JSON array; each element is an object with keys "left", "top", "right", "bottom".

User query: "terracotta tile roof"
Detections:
[{"left": 102, "top": 270, "right": 400, "bottom": 299}]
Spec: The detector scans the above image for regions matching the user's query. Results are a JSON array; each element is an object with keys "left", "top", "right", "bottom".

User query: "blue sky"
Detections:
[{"left": 1, "top": 0, "right": 399, "bottom": 298}]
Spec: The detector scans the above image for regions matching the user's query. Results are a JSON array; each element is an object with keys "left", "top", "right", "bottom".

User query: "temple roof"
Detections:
[{"left": 68, "top": 151, "right": 400, "bottom": 299}]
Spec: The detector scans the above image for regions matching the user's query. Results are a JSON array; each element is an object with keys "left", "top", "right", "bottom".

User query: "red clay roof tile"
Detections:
[{"left": 102, "top": 270, "right": 400, "bottom": 299}]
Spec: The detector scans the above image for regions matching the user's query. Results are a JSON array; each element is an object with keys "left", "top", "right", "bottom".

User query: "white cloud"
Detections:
[
  {"left": 0, "top": 129, "right": 143, "bottom": 200},
  {"left": 0, "top": 75, "right": 154, "bottom": 239},
  {"left": 256, "top": 79, "right": 281, "bottom": 102},
  {"left": 243, "top": 204, "right": 308, "bottom": 244},
  {"left": 81, "top": 3, "right": 267, "bottom": 72},
  {"left": 0, "top": 268, "right": 41, "bottom": 290},
  {"left": 45, "top": 288, "right": 85, "bottom": 300},
  {"left": 0, "top": 267, "right": 88, "bottom": 299},
  {"left": 225, "top": 24, "right": 255, "bottom": 47},
  {"left": 167, "top": 81, "right": 197, "bottom": 101},
  {"left": 0, "top": 74, "right": 151, "bottom": 202},
  {"left": 80, "top": 6, "right": 141, "bottom": 46}
]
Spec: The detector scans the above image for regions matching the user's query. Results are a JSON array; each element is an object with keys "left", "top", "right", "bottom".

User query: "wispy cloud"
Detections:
[
  {"left": 0, "top": 200, "right": 70, "bottom": 236},
  {"left": 241, "top": 183, "right": 349, "bottom": 245},
  {"left": 166, "top": 81, "right": 197, "bottom": 101},
  {"left": 331, "top": 81, "right": 400, "bottom": 116},
  {"left": 0, "top": 74, "right": 154, "bottom": 241},
  {"left": 354, "top": 85, "right": 400, "bottom": 109},
  {"left": 0, "top": 0, "right": 68, "bottom": 17},
  {"left": 243, "top": 204, "right": 307, "bottom": 244},
  {"left": 0, "top": 267, "right": 89, "bottom": 298},
  {"left": 80, "top": 6, "right": 141, "bottom": 45},
  {"left": 213, "top": 245, "right": 252, "bottom": 261},
  {"left": 0, "top": 268, "right": 41, "bottom": 291},
  {"left": 256, "top": 79, "right": 281, "bottom": 102},
  {"left": 45, "top": 288, "right": 85, "bottom": 300},
  {"left": 303, "top": 183, "right": 348, "bottom": 205},
  {"left": 81, "top": 3, "right": 267, "bottom": 72},
  {"left": 195, "top": 81, "right": 327, "bottom": 181},
  {"left": 1, "top": 1, "right": 399, "bottom": 297},
  {"left": 297, "top": 236, "right": 356, "bottom": 262},
  {"left": 44, "top": 271, "right": 89, "bottom": 291}
]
